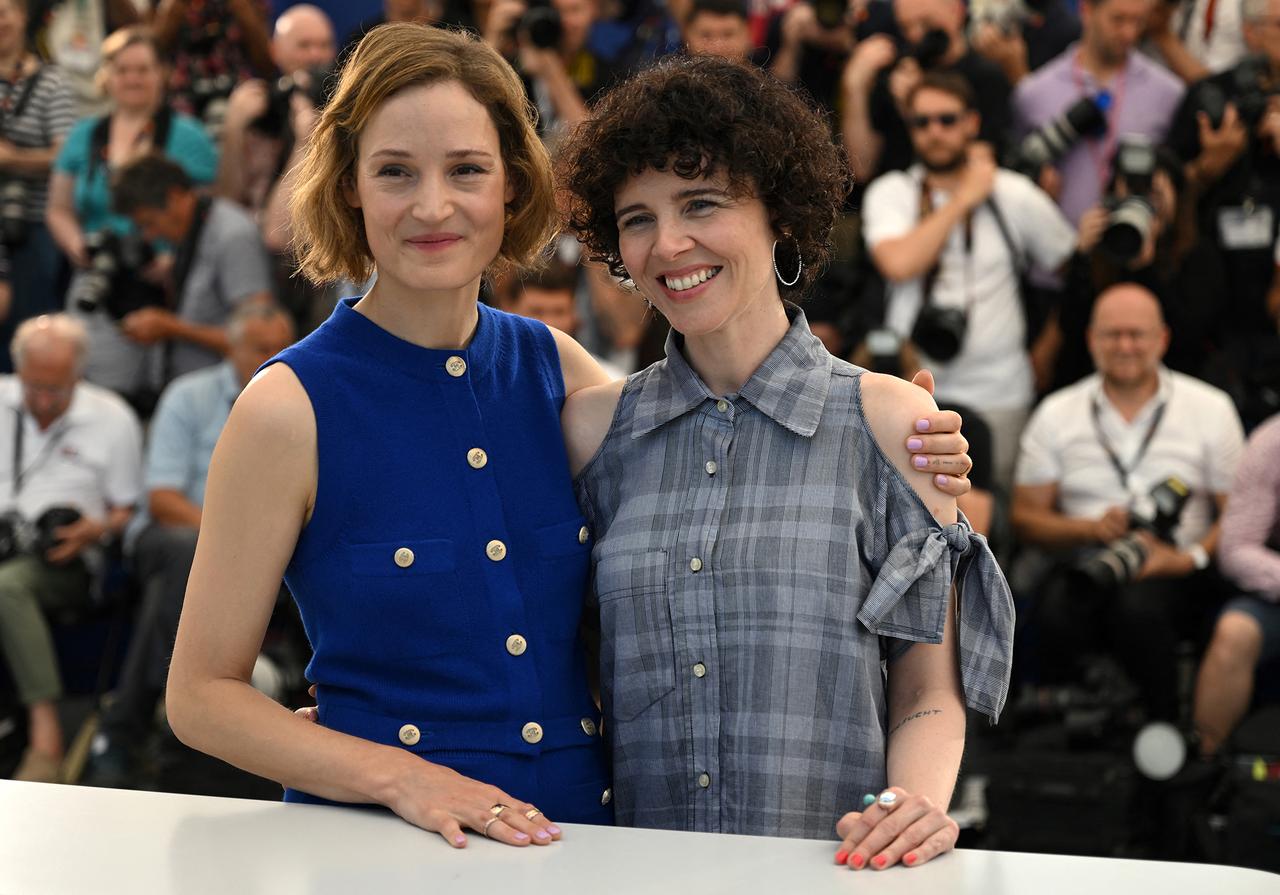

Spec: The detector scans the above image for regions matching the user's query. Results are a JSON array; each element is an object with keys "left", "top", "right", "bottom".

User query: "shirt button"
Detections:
[
  {"left": 697, "top": 772, "right": 711, "bottom": 788},
  {"left": 506, "top": 634, "right": 527, "bottom": 656},
  {"left": 704, "top": 460, "right": 718, "bottom": 476},
  {"left": 693, "top": 662, "right": 707, "bottom": 678},
  {"left": 486, "top": 540, "right": 507, "bottom": 561},
  {"left": 689, "top": 557, "right": 703, "bottom": 572},
  {"left": 398, "top": 724, "right": 420, "bottom": 746},
  {"left": 578, "top": 525, "right": 590, "bottom": 544},
  {"left": 467, "top": 448, "right": 488, "bottom": 469},
  {"left": 601, "top": 787, "right": 612, "bottom": 806},
  {"left": 716, "top": 399, "right": 729, "bottom": 413},
  {"left": 580, "top": 717, "right": 597, "bottom": 737},
  {"left": 522, "top": 722, "right": 544, "bottom": 744},
  {"left": 445, "top": 356, "right": 467, "bottom": 377},
  {"left": 394, "top": 547, "right": 414, "bottom": 568}
]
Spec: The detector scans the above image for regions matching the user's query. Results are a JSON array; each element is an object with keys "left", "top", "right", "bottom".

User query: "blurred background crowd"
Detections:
[{"left": 0, "top": 0, "right": 1277, "bottom": 872}]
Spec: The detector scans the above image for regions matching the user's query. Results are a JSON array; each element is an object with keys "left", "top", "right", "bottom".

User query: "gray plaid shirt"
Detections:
[{"left": 574, "top": 308, "right": 1013, "bottom": 839}]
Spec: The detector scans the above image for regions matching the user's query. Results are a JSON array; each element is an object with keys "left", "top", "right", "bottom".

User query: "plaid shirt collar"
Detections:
[{"left": 630, "top": 304, "right": 833, "bottom": 439}]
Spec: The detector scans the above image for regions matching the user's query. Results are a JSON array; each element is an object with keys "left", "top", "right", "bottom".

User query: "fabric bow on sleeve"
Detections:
[{"left": 856, "top": 520, "right": 1015, "bottom": 722}]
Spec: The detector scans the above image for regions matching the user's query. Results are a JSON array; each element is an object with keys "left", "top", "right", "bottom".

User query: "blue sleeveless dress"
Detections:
[{"left": 265, "top": 297, "right": 613, "bottom": 823}]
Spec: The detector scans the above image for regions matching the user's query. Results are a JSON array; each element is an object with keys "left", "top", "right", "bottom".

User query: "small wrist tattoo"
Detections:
[{"left": 889, "top": 708, "right": 942, "bottom": 736}]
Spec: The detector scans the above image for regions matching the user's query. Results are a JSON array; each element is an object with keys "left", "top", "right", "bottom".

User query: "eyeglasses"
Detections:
[{"left": 908, "top": 112, "right": 962, "bottom": 130}]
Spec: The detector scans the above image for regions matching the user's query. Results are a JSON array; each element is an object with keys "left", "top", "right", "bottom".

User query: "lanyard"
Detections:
[
  {"left": 1070, "top": 52, "right": 1126, "bottom": 196},
  {"left": 12, "top": 408, "right": 71, "bottom": 497},
  {"left": 1090, "top": 393, "right": 1167, "bottom": 491}
]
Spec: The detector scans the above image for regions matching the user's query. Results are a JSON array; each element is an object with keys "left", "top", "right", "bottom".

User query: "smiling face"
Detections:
[
  {"left": 106, "top": 41, "right": 164, "bottom": 113},
  {"left": 345, "top": 80, "right": 512, "bottom": 300},
  {"left": 614, "top": 167, "right": 781, "bottom": 339}
]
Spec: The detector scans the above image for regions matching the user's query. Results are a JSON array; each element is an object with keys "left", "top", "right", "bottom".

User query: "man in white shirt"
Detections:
[
  {"left": 1011, "top": 284, "right": 1244, "bottom": 720},
  {"left": 862, "top": 70, "right": 1078, "bottom": 489},
  {"left": 0, "top": 314, "right": 143, "bottom": 782}
]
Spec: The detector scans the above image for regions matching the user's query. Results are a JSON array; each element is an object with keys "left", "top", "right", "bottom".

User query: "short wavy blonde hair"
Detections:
[
  {"left": 95, "top": 26, "right": 163, "bottom": 97},
  {"left": 290, "top": 24, "right": 556, "bottom": 285}
]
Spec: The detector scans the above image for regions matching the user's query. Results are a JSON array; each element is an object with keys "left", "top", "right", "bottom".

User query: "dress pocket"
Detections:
[
  {"left": 594, "top": 548, "right": 676, "bottom": 722},
  {"left": 347, "top": 538, "right": 465, "bottom": 659},
  {"left": 532, "top": 517, "right": 592, "bottom": 641}
]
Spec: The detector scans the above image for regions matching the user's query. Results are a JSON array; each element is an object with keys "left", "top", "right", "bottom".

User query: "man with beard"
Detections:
[{"left": 862, "top": 72, "right": 1078, "bottom": 489}]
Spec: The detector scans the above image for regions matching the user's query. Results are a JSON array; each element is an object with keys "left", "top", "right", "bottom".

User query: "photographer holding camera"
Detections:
[
  {"left": 0, "top": 0, "right": 76, "bottom": 373},
  {"left": 861, "top": 72, "right": 1076, "bottom": 489},
  {"left": 838, "top": 0, "right": 1012, "bottom": 184},
  {"left": 1165, "top": 0, "right": 1280, "bottom": 396},
  {"left": 1013, "top": 0, "right": 1184, "bottom": 226},
  {"left": 0, "top": 313, "right": 142, "bottom": 783},
  {"left": 1011, "top": 284, "right": 1244, "bottom": 721}
]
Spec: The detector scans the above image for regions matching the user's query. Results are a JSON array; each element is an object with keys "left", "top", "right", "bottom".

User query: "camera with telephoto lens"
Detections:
[
  {"left": 1194, "top": 55, "right": 1279, "bottom": 130},
  {"left": 1073, "top": 477, "right": 1191, "bottom": 591},
  {"left": 71, "top": 230, "right": 158, "bottom": 320},
  {"left": 251, "top": 65, "right": 336, "bottom": 139},
  {"left": 518, "top": 0, "right": 563, "bottom": 50},
  {"left": 903, "top": 28, "right": 952, "bottom": 69},
  {"left": 1010, "top": 95, "right": 1109, "bottom": 178},
  {"left": 911, "top": 303, "right": 968, "bottom": 361},
  {"left": 1100, "top": 136, "right": 1158, "bottom": 264},
  {"left": 0, "top": 180, "right": 28, "bottom": 247}
]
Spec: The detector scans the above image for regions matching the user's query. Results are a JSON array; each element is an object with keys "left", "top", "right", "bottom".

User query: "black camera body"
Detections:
[
  {"left": 72, "top": 230, "right": 160, "bottom": 320},
  {"left": 1074, "top": 477, "right": 1192, "bottom": 591},
  {"left": 1196, "top": 55, "right": 1279, "bottom": 130},
  {"left": 1010, "top": 95, "right": 1108, "bottom": 178},
  {"left": 903, "top": 28, "right": 952, "bottom": 69},
  {"left": 0, "top": 179, "right": 28, "bottom": 247},
  {"left": 0, "top": 507, "right": 83, "bottom": 564},
  {"left": 1100, "top": 136, "right": 1158, "bottom": 263},
  {"left": 911, "top": 304, "right": 968, "bottom": 362},
  {"left": 519, "top": 0, "right": 563, "bottom": 51},
  {"left": 251, "top": 65, "right": 336, "bottom": 139}
]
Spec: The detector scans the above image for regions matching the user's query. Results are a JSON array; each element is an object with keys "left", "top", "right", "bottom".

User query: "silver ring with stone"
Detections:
[{"left": 878, "top": 790, "right": 899, "bottom": 808}]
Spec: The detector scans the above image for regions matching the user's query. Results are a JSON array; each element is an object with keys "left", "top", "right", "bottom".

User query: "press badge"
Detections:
[{"left": 1218, "top": 204, "right": 1274, "bottom": 250}]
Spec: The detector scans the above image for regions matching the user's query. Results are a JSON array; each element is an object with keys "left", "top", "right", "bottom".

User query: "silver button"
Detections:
[
  {"left": 580, "top": 717, "right": 598, "bottom": 737},
  {"left": 693, "top": 662, "right": 707, "bottom": 678},
  {"left": 578, "top": 525, "right": 589, "bottom": 545},
  {"left": 506, "top": 634, "right": 527, "bottom": 656},
  {"left": 467, "top": 448, "right": 488, "bottom": 469},
  {"left": 716, "top": 399, "right": 729, "bottom": 413},
  {"left": 704, "top": 460, "right": 718, "bottom": 475},
  {"left": 394, "top": 547, "right": 414, "bottom": 568},
  {"left": 601, "top": 787, "right": 612, "bottom": 806},
  {"left": 445, "top": 356, "right": 467, "bottom": 377},
  {"left": 486, "top": 540, "right": 507, "bottom": 561},
  {"left": 697, "top": 772, "right": 711, "bottom": 788},
  {"left": 399, "top": 724, "right": 421, "bottom": 746},
  {"left": 522, "top": 722, "right": 544, "bottom": 744},
  {"left": 689, "top": 557, "right": 703, "bottom": 572}
]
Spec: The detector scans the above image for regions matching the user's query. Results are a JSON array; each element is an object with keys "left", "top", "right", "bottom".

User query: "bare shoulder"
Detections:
[
  {"left": 562, "top": 378, "right": 626, "bottom": 478},
  {"left": 859, "top": 372, "right": 955, "bottom": 523},
  {"left": 549, "top": 326, "right": 613, "bottom": 397},
  {"left": 228, "top": 362, "right": 315, "bottom": 449}
]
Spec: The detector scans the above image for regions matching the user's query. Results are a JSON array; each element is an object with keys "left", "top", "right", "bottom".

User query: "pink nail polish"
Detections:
[
  {"left": 906, "top": 437, "right": 924, "bottom": 450},
  {"left": 913, "top": 455, "right": 928, "bottom": 468},
  {"left": 851, "top": 854, "right": 865, "bottom": 869},
  {"left": 916, "top": 419, "right": 931, "bottom": 432},
  {"left": 514, "top": 832, "right": 529, "bottom": 841},
  {"left": 835, "top": 850, "right": 848, "bottom": 865},
  {"left": 935, "top": 474, "right": 948, "bottom": 486},
  {"left": 905, "top": 853, "right": 918, "bottom": 866},
  {"left": 873, "top": 855, "right": 887, "bottom": 868}
]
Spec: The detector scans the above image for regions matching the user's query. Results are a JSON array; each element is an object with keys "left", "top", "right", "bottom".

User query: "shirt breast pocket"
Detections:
[
  {"left": 593, "top": 548, "right": 676, "bottom": 723},
  {"left": 347, "top": 538, "right": 465, "bottom": 659}
]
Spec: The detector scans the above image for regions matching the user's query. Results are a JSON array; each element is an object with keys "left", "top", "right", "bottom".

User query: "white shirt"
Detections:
[
  {"left": 862, "top": 166, "right": 1077, "bottom": 413},
  {"left": 1016, "top": 369, "right": 1245, "bottom": 547},
  {"left": 1174, "top": 0, "right": 1248, "bottom": 74},
  {"left": 0, "top": 376, "right": 144, "bottom": 524}
]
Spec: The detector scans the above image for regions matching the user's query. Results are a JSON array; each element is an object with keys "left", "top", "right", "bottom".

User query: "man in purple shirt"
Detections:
[
  {"left": 1013, "top": 0, "right": 1185, "bottom": 225},
  {"left": 1194, "top": 415, "right": 1280, "bottom": 757}
]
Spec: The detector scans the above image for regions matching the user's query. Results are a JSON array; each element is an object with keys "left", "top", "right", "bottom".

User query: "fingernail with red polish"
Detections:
[
  {"left": 851, "top": 854, "right": 865, "bottom": 869},
  {"left": 835, "top": 850, "right": 848, "bottom": 865},
  {"left": 905, "top": 853, "right": 918, "bottom": 866},
  {"left": 873, "top": 855, "right": 887, "bottom": 868}
]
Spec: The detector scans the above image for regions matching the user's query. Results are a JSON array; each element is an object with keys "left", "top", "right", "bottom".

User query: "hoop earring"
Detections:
[{"left": 773, "top": 239, "right": 802, "bottom": 287}]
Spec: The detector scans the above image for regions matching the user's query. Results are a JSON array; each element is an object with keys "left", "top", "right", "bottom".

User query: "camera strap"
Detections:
[
  {"left": 917, "top": 175, "right": 975, "bottom": 312},
  {"left": 1090, "top": 392, "right": 1167, "bottom": 491},
  {"left": 11, "top": 407, "right": 71, "bottom": 497},
  {"left": 88, "top": 107, "right": 174, "bottom": 181},
  {"left": 0, "top": 63, "right": 44, "bottom": 141}
]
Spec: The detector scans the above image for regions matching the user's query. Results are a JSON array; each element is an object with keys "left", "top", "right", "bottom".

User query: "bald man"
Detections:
[
  {"left": 1011, "top": 284, "right": 1244, "bottom": 720},
  {"left": 272, "top": 4, "right": 338, "bottom": 76}
]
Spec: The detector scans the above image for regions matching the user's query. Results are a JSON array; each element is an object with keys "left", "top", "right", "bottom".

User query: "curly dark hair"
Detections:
[{"left": 557, "top": 56, "right": 852, "bottom": 300}]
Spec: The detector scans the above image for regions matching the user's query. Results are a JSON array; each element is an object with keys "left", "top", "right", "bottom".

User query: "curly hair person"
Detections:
[{"left": 558, "top": 56, "right": 851, "bottom": 300}]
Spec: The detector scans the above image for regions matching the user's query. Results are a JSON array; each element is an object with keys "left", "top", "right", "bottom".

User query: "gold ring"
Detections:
[
  {"left": 482, "top": 816, "right": 500, "bottom": 837},
  {"left": 524, "top": 808, "right": 542, "bottom": 821},
  {"left": 490, "top": 804, "right": 507, "bottom": 817}
]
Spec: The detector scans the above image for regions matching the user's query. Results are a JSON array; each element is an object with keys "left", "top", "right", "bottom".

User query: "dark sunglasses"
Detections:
[{"left": 908, "top": 112, "right": 962, "bottom": 130}]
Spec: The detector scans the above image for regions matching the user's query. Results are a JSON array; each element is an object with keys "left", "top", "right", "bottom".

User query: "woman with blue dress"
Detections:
[
  {"left": 558, "top": 56, "right": 1014, "bottom": 869},
  {"left": 167, "top": 24, "right": 971, "bottom": 849}
]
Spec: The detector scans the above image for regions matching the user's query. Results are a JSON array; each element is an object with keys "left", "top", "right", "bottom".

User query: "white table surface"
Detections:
[{"left": 2, "top": 780, "right": 1277, "bottom": 894}]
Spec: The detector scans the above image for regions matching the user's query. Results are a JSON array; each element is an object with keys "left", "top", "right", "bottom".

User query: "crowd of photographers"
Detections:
[{"left": 0, "top": 0, "right": 1275, "bottom": 849}]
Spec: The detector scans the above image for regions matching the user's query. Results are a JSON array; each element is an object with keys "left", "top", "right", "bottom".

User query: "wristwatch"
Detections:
[{"left": 1186, "top": 543, "right": 1210, "bottom": 571}]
